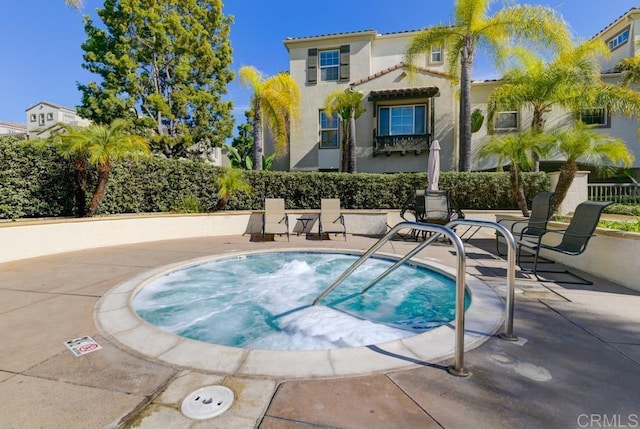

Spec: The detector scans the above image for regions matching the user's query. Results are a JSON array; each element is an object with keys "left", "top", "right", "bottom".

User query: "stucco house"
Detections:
[
  {"left": 0, "top": 121, "right": 27, "bottom": 139},
  {"left": 25, "top": 101, "right": 91, "bottom": 139},
  {"left": 283, "top": 29, "right": 455, "bottom": 173},
  {"left": 282, "top": 7, "right": 640, "bottom": 178}
]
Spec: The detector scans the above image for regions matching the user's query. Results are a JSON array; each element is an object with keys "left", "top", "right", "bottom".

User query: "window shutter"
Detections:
[
  {"left": 307, "top": 48, "right": 318, "bottom": 85},
  {"left": 339, "top": 44, "right": 350, "bottom": 81}
]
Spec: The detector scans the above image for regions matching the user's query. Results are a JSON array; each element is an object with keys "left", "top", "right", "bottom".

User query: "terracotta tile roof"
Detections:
[
  {"left": 24, "top": 101, "right": 77, "bottom": 113},
  {"left": 591, "top": 7, "right": 640, "bottom": 39},
  {"left": 0, "top": 121, "right": 27, "bottom": 130},
  {"left": 351, "top": 62, "right": 450, "bottom": 87},
  {"left": 285, "top": 29, "right": 377, "bottom": 42}
]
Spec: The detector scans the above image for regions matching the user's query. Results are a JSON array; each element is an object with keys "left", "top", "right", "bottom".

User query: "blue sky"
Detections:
[{"left": 0, "top": 1, "right": 638, "bottom": 127}]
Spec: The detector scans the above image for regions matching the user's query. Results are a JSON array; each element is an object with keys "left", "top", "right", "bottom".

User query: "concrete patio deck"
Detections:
[{"left": 0, "top": 231, "right": 639, "bottom": 428}]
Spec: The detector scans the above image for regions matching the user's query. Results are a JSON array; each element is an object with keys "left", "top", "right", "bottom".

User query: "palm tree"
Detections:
[
  {"left": 239, "top": 66, "right": 300, "bottom": 170},
  {"left": 614, "top": 55, "right": 640, "bottom": 87},
  {"left": 487, "top": 41, "right": 607, "bottom": 137},
  {"left": 405, "top": 0, "right": 571, "bottom": 172},
  {"left": 324, "top": 89, "right": 365, "bottom": 173},
  {"left": 476, "top": 130, "right": 553, "bottom": 216},
  {"left": 64, "top": 0, "right": 82, "bottom": 9},
  {"left": 551, "top": 122, "right": 633, "bottom": 213},
  {"left": 54, "top": 119, "right": 149, "bottom": 217},
  {"left": 215, "top": 168, "right": 252, "bottom": 210}
]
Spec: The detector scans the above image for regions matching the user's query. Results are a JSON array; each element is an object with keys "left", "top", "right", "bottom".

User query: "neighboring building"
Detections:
[
  {"left": 284, "top": 29, "right": 455, "bottom": 173},
  {"left": 283, "top": 7, "right": 640, "bottom": 177},
  {"left": 0, "top": 121, "right": 27, "bottom": 139},
  {"left": 25, "top": 101, "right": 91, "bottom": 139}
]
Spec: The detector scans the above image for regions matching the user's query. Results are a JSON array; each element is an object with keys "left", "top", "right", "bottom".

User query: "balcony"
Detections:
[{"left": 373, "top": 134, "right": 430, "bottom": 156}]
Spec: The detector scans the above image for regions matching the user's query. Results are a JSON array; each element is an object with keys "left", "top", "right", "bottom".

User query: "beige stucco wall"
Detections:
[
  {"left": 285, "top": 30, "right": 454, "bottom": 173},
  {"left": 2, "top": 213, "right": 638, "bottom": 292}
]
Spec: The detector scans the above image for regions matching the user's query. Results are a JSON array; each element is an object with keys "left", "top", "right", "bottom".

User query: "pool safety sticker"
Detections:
[{"left": 65, "top": 336, "right": 102, "bottom": 357}]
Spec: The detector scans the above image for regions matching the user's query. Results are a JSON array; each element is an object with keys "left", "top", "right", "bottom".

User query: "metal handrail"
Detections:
[
  {"left": 312, "top": 221, "right": 470, "bottom": 377},
  {"left": 311, "top": 219, "right": 519, "bottom": 378},
  {"left": 447, "top": 219, "right": 517, "bottom": 341}
]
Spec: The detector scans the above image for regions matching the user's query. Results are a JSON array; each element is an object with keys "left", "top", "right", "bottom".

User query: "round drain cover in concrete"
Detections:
[{"left": 181, "top": 385, "right": 234, "bottom": 420}]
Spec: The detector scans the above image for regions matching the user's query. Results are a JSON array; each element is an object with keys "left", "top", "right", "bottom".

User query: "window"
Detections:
[
  {"left": 38, "top": 113, "right": 45, "bottom": 126},
  {"left": 579, "top": 107, "right": 609, "bottom": 127},
  {"left": 608, "top": 28, "right": 629, "bottom": 51},
  {"left": 319, "top": 49, "right": 339, "bottom": 81},
  {"left": 430, "top": 46, "right": 442, "bottom": 63},
  {"left": 378, "top": 105, "right": 426, "bottom": 136},
  {"left": 319, "top": 111, "right": 339, "bottom": 148},
  {"left": 46, "top": 113, "right": 53, "bottom": 121},
  {"left": 494, "top": 111, "right": 519, "bottom": 132},
  {"left": 30, "top": 114, "right": 36, "bottom": 122}
]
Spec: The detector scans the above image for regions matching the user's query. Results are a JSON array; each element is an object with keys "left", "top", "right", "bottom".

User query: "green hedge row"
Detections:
[{"left": 0, "top": 137, "right": 550, "bottom": 219}]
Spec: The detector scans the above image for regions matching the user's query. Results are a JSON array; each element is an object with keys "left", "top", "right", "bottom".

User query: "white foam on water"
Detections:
[
  {"left": 133, "top": 252, "right": 455, "bottom": 350},
  {"left": 251, "top": 305, "right": 413, "bottom": 350}
]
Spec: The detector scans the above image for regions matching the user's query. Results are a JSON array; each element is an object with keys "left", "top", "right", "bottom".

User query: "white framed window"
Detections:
[
  {"left": 608, "top": 28, "right": 629, "bottom": 51},
  {"left": 378, "top": 105, "right": 426, "bottom": 136},
  {"left": 38, "top": 113, "right": 45, "bottom": 126},
  {"left": 46, "top": 113, "right": 53, "bottom": 121},
  {"left": 494, "top": 111, "right": 519, "bottom": 132},
  {"left": 319, "top": 49, "right": 339, "bottom": 81},
  {"left": 430, "top": 46, "right": 442, "bottom": 63},
  {"left": 30, "top": 114, "right": 36, "bottom": 122},
  {"left": 319, "top": 111, "right": 339, "bottom": 148},
  {"left": 579, "top": 107, "right": 609, "bottom": 127}
]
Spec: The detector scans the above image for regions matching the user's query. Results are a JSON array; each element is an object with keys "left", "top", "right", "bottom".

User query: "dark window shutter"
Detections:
[
  {"left": 339, "top": 44, "right": 350, "bottom": 81},
  {"left": 307, "top": 48, "right": 318, "bottom": 85}
]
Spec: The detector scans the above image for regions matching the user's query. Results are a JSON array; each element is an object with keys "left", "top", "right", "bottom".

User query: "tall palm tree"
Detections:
[
  {"left": 324, "top": 89, "right": 365, "bottom": 173},
  {"left": 54, "top": 119, "right": 149, "bottom": 217},
  {"left": 551, "top": 122, "right": 633, "bottom": 213},
  {"left": 239, "top": 66, "right": 300, "bottom": 170},
  {"left": 405, "top": 0, "right": 571, "bottom": 172},
  {"left": 476, "top": 130, "right": 553, "bottom": 216}
]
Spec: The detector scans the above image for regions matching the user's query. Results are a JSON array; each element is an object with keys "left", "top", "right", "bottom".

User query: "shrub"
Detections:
[{"left": 0, "top": 137, "right": 551, "bottom": 219}]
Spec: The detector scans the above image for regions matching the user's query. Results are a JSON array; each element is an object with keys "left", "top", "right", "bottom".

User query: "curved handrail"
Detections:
[
  {"left": 447, "top": 219, "right": 517, "bottom": 341},
  {"left": 312, "top": 221, "right": 470, "bottom": 377}
]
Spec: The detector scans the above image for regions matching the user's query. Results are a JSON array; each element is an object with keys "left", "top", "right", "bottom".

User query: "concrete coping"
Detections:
[{"left": 94, "top": 248, "right": 504, "bottom": 380}]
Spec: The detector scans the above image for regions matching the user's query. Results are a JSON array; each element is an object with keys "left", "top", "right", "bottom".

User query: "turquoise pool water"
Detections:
[{"left": 133, "top": 251, "right": 469, "bottom": 350}]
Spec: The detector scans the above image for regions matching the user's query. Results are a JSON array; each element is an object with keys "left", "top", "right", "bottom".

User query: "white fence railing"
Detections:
[{"left": 588, "top": 183, "right": 640, "bottom": 204}]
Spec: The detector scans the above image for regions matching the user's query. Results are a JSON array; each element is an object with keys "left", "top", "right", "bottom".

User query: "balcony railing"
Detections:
[
  {"left": 374, "top": 134, "right": 430, "bottom": 156},
  {"left": 588, "top": 183, "right": 640, "bottom": 204}
]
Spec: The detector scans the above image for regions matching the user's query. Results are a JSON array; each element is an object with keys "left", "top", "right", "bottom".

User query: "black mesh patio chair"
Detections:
[
  {"left": 400, "top": 190, "right": 464, "bottom": 240},
  {"left": 496, "top": 191, "right": 555, "bottom": 256},
  {"left": 516, "top": 200, "right": 612, "bottom": 285}
]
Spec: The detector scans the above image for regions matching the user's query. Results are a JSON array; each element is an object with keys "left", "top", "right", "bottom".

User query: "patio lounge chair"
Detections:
[
  {"left": 319, "top": 198, "right": 346, "bottom": 241},
  {"left": 496, "top": 191, "right": 555, "bottom": 256},
  {"left": 262, "top": 198, "right": 289, "bottom": 241},
  {"left": 400, "top": 190, "right": 464, "bottom": 240},
  {"left": 516, "top": 200, "right": 612, "bottom": 285}
]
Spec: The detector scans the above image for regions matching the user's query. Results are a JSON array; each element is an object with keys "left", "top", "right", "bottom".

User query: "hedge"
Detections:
[{"left": 0, "top": 137, "right": 550, "bottom": 219}]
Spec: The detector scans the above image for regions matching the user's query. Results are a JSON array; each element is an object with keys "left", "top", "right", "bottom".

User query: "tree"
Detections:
[
  {"left": 78, "top": 0, "right": 234, "bottom": 159},
  {"left": 487, "top": 41, "right": 640, "bottom": 171},
  {"left": 215, "top": 168, "right": 252, "bottom": 210},
  {"left": 551, "top": 122, "right": 633, "bottom": 213},
  {"left": 405, "top": 0, "right": 571, "bottom": 171},
  {"left": 239, "top": 66, "right": 300, "bottom": 170},
  {"left": 324, "top": 89, "right": 365, "bottom": 173},
  {"left": 614, "top": 55, "right": 640, "bottom": 87},
  {"left": 476, "top": 130, "right": 553, "bottom": 216},
  {"left": 65, "top": 0, "right": 82, "bottom": 9},
  {"left": 488, "top": 41, "right": 607, "bottom": 136},
  {"left": 53, "top": 119, "right": 150, "bottom": 217}
]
